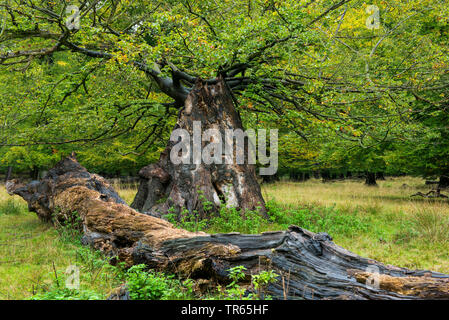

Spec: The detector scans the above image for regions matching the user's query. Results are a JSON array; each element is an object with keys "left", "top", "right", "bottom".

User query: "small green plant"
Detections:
[
  {"left": 125, "top": 264, "right": 194, "bottom": 300},
  {"left": 214, "top": 266, "right": 250, "bottom": 300},
  {"left": 213, "top": 266, "right": 278, "bottom": 300},
  {"left": 228, "top": 266, "right": 247, "bottom": 287},
  {"left": 167, "top": 205, "right": 208, "bottom": 232},
  {"left": 251, "top": 270, "right": 278, "bottom": 299},
  {"left": 197, "top": 187, "right": 214, "bottom": 214},
  {"left": 31, "top": 288, "right": 104, "bottom": 300}
]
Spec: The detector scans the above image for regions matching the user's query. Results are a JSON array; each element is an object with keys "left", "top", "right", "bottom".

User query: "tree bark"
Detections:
[
  {"left": 131, "top": 78, "right": 267, "bottom": 220},
  {"left": 5, "top": 166, "right": 13, "bottom": 182},
  {"left": 438, "top": 175, "right": 449, "bottom": 189},
  {"left": 7, "top": 156, "right": 449, "bottom": 300},
  {"left": 365, "top": 172, "right": 377, "bottom": 186}
]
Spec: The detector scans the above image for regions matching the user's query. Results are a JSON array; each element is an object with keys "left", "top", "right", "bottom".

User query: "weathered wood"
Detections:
[
  {"left": 411, "top": 189, "right": 448, "bottom": 199},
  {"left": 131, "top": 78, "right": 267, "bottom": 220},
  {"left": 7, "top": 156, "right": 449, "bottom": 300}
]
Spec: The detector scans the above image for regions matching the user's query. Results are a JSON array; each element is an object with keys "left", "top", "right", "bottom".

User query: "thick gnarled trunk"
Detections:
[
  {"left": 131, "top": 78, "right": 267, "bottom": 220},
  {"left": 7, "top": 156, "right": 449, "bottom": 300}
]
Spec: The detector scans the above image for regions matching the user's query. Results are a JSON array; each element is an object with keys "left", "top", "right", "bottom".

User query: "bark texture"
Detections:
[
  {"left": 7, "top": 156, "right": 449, "bottom": 300},
  {"left": 131, "top": 78, "right": 267, "bottom": 220},
  {"left": 365, "top": 172, "right": 377, "bottom": 186},
  {"left": 439, "top": 175, "right": 449, "bottom": 189}
]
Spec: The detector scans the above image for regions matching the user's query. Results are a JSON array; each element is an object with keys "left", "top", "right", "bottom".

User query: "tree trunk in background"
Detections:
[
  {"left": 7, "top": 156, "right": 449, "bottom": 300},
  {"left": 131, "top": 78, "right": 267, "bottom": 220},
  {"left": 376, "top": 172, "right": 386, "bottom": 181},
  {"left": 438, "top": 175, "right": 449, "bottom": 189},
  {"left": 31, "top": 166, "right": 39, "bottom": 180},
  {"left": 261, "top": 173, "right": 280, "bottom": 184},
  {"left": 288, "top": 171, "right": 300, "bottom": 181},
  {"left": 321, "top": 170, "right": 331, "bottom": 182},
  {"left": 5, "top": 166, "right": 13, "bottom": 182},
  {"left": 365, "top": 172, "right": 377, "bottom": 186}
]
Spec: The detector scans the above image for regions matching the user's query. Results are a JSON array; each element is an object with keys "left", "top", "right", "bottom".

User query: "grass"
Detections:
[
  {"left": 0, "top": 192, "right": 122, "bottom": 300},
  {"left": 261, "top": 177, "right": 449, "bottom": 273},
  {"left": 1, "top": 176, "right": 448, "bottom": 299}
]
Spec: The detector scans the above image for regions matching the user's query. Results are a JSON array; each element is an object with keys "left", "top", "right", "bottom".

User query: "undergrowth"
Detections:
[{"left": 167, "top": 199, "right": 369, "bottom": 237}]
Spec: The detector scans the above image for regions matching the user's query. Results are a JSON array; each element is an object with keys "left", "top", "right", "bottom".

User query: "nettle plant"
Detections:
[
  {"left": 125, "top": 264, "right": 195, "bottom": 300},
  {"left": 167, "top": 186, "right": 266, "bottom": 233},
  {"left": 215, "top": 266, "right": 279, "bottom": 300}
]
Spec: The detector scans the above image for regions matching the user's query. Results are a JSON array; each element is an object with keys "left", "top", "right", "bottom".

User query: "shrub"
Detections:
[
  {"left": 213, "top": 266, "right": 278, "bottom": 300},
  {"left": 209, "top": 206, "right": 266, "bottom": 234},
  {"left": 126, "top": 264, "right": 194, "bottom": 300}
]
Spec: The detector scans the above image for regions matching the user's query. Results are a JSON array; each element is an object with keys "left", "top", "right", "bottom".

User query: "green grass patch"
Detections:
[{"left": 0, "top": 198, "right": 28, "bottom": 216}]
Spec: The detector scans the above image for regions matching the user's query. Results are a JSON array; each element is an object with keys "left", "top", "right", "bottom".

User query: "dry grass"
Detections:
[
  {"left": 261, "top": 177, "right": 449, "bottom": 217},
  {"left": 110, "top": 180, "right": 139, "bottom": 205},
  {"left": 261, "top": 177, "right": 449, "bottom": 273}
]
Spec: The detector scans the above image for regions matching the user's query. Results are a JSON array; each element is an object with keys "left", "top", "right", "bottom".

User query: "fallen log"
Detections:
[
  {"left": 7, "top": 156, "right": 449, "bottom": 300},
  {"left": 411, "top": 189, "right": 448, "bottom": 199}
]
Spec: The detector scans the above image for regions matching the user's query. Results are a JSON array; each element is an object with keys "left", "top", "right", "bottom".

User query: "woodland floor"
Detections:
[{"left": 1, "top": 176, "right": 449, "bottom": 299}]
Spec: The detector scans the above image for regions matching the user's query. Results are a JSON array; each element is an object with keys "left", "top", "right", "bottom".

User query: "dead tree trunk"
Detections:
[
  {"left": 131, "top": 78, "right": 267, "bottom": 220},
  {"left": 7, "top": 156, "right": 449, "bottom": 300}
]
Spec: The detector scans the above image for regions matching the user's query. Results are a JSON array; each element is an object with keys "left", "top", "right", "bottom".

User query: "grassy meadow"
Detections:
[
  {"left": 1, "top": 176, "right": 449, "bottom": 299},
  {"left": 261, "top": 177, "right": 449, "bottom": 273}
]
